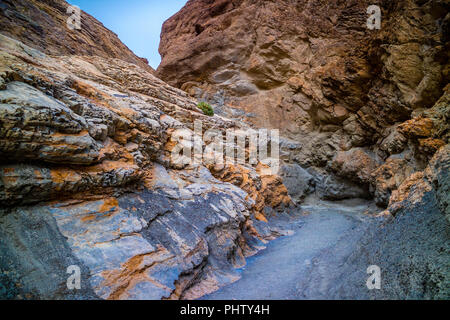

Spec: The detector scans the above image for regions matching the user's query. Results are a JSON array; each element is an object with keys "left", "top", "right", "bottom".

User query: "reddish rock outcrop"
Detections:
[
  {"left": 158, "top": 0, "right": 448, "bottom": 131},
  {"left": 384, "top": 144, "right": 449, "bottom": 217},
  {"left": 208, "top": 163, "right": 292, "bottom": 221},
  {"left": 0, "top": 0, "right": 153, "bottom": 72}
]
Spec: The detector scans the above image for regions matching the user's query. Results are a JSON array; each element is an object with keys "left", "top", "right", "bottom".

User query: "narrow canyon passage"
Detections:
[
  {"left": 0, "top": 0, "right": 448, "bottom": 301},
  {"left": 203, "top": 201, "right": 379, "bottom": 300}
]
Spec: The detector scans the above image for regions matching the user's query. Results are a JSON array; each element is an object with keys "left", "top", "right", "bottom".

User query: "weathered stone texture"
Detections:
[
  {"left": 0, "top": 1, "right": 293, "bottom": 300},
  {"left": 158, "top": 0, "right": 450, "bottom": 206}
]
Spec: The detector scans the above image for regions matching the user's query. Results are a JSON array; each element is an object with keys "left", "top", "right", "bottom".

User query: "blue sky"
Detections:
[{"left": 68, "top": 0, "right": 188, "bottom": 69}]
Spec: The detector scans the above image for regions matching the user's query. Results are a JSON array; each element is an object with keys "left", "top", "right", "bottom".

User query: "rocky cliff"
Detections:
[
  {"left": 289, "top": 145, "right": 450, "bottom": 299},
  {"left": 156, "top": 0, "right": 450, "bottom": 299},
  {"left": 0, "top": 0, "right": 292, "bottom": 300},
  {"left": 158, "top": 0, "right": 450, "bottom": 207},
  {"left": 0, "top": 0, "right": 449, "bottom": 300}
]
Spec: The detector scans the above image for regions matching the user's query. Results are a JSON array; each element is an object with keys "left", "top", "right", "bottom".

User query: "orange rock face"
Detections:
[
  {"left": 331, "top": 148, "right": 381, "bottom": 185},
  {"left": 371, "top": 158, "right": 415, "bottom": 207},
  {"left": 398, "top": 117, "right": 435, "bottom": 138}
]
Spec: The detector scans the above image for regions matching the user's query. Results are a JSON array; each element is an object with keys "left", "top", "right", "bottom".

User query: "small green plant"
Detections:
[{"left": 197, "top": 101, "right": 214, "bottom": 116}]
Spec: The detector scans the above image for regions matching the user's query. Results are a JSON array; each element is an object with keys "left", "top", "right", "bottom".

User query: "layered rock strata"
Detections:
[
  {"left": 156, "top": 0, "right": 450, "bottom": 299},
  {"left": 158, "top": 0, "right": 450, "bottom": 206},
  {"left": 0, "top": 0, "right": 292, "bottom": 300}
]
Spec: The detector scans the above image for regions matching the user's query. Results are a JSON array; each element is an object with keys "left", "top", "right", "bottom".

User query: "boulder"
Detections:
[{"left": 315, "top": 174, "right": 369, "bottom": 201}]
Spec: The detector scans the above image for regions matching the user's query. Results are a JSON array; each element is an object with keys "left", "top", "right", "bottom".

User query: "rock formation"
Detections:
[
  {"left": 156, "top": 0, "right": 450, "bottom": 299},
  {"left": 0, "top": 0, "right": 153, "bottom": 72},
  {"left": 326, "top": 145, "right": 449, "bottom": 299},
  {"left": 0, "top": 0, "right": 293, "bottom": 300},
  {"left": 158, "top": 0, "right": 449, "bottom": 205},
  {"left": 0, "top": 0, "right": 449, "bottom": 300}
]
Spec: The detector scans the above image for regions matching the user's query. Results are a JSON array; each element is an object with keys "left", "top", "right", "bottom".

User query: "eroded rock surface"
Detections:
[
  {"left": 156, "top": 0, "right": 450, "bottom": 299},
  {"left": 204, "top": 147, "right": 449, "bottom": 300},
  {"left": 325, "top": 146, "right": 450, "bottom": 299},
  {"left": 0, "top": 0, "right": 449, "bottom": 300},
  {"left": 0, "top": 0, "right": 153, "bottom": 72},
  {"left": 0, "top": 1, "right": 293, "bottom": 300},
  {"left": 158, "top": 0, "right": 450, "bottom": 206}
]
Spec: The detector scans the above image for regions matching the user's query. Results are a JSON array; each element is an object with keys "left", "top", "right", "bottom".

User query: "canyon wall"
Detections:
[
  {"left": 156, "top": 0, "right": 450, "bottom": 299},
  {"left": 158, "top": 0, "right": 450, "bottom": 206},
  {"left": 0, "top": 0, "right": 448, "bottom": 300},
  {"left": 0, "top": 0, "right": 292, "bottom": 299},
  {"left": 0, "top": 0, "right": 153, "bottom": 71}
]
